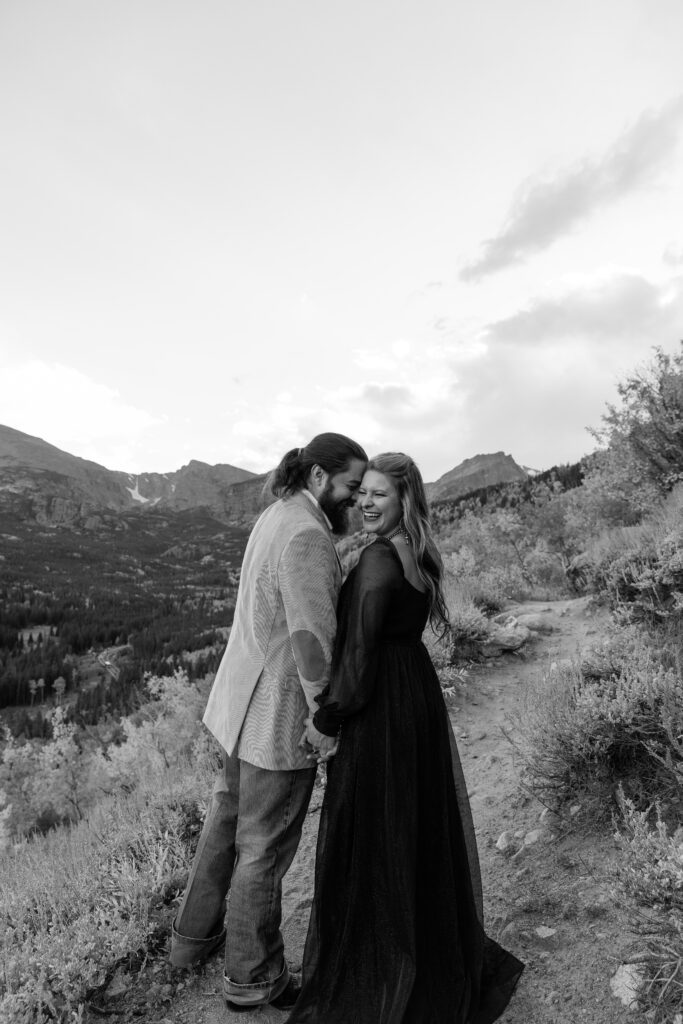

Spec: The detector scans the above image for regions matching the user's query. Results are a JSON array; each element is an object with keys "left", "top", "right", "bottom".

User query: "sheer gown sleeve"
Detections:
[{"left": 313, "top": 539, "right": 402, "bottom": 737}]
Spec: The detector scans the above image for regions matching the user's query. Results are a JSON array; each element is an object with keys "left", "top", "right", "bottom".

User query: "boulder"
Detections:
[
  {"left": 480, "top": 621, "right": 530, "bottom": 657},
  {"left": 513, "top": 612, "right": 556, "bottom": 633}
]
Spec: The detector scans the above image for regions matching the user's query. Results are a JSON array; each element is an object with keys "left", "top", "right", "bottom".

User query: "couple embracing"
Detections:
[{"left": 170, "top": 432, "right": 523, "bottom": 1023}]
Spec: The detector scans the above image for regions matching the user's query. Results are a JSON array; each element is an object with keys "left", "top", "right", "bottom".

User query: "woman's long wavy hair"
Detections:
[
  {"left": 368, "top": 452, "right": 450, "bottom": 636},
  {"left": 268, "top": 433, "right": 368, "bottom": 498}
]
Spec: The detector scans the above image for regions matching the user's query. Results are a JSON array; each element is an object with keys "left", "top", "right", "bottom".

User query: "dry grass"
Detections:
[{"left": 0, "top": 673, "right": 218, "bottom": 1023}]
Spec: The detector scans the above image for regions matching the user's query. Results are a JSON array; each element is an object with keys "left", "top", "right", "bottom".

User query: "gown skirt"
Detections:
[{"left": 286, "top": 539, "right": 523, "bottom": 1024}]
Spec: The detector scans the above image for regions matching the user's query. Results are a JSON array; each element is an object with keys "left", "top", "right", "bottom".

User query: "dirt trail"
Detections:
[{"left": 159, "top": 597, "right": 639, "bottom": 1024}]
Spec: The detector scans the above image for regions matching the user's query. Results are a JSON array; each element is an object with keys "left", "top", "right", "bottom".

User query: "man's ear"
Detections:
[{"left": 308, "top": 463, "right": 327, "bottom": 496}]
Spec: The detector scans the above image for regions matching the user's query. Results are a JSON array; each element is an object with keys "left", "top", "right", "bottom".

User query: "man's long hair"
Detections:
[
  {"left": 268, "top": 433, "right": 368, "bottom": 498},
  {"left": 368, "top": 452, "right": 450, "bottom": 636}
]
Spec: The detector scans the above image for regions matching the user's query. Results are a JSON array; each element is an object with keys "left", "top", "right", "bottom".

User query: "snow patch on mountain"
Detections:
[{"left": 126, "top": 479, "right": 149, "bottom": 504}]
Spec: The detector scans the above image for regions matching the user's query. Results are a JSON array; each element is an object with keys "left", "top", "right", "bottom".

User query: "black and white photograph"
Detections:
[{"left": 1, "top": 2, "right": 682, "bottom": 1021}]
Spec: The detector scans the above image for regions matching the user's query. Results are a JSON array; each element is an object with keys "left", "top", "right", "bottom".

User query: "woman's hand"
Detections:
[{"left": 301, "top": 716, "right": 339, "bottom": 762}]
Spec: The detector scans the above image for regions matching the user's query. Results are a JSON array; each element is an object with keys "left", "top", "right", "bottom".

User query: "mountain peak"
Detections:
[{"left": 427, "top": 452, "right": 527, "bottom": 502}]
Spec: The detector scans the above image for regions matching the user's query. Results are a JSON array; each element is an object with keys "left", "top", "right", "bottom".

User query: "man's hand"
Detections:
[{"left": 302, "top": 717, "right": 339, "bottom": 762}]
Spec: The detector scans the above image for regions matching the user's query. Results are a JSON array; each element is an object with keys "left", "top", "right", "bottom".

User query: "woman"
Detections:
[{"left": 287, "top": 453, "right": 523, "bottom": 1024}]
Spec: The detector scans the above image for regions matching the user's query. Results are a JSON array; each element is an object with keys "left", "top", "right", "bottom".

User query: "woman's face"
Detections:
[{"left": 357, "top": 469, "right": 402, "bottom": 537}]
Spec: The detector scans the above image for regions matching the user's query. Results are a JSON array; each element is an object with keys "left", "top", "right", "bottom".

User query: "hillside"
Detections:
[
  {"left": 0, "top": 504, "right": 251, "bottom": 719},
  {"left": 0, "top": 424, "right": 263, "bottom": 525}
]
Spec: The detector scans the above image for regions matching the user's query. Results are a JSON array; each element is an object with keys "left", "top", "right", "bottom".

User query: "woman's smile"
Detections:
[{"left": 358, "top": 470, "right": 402, "bottom": 536}]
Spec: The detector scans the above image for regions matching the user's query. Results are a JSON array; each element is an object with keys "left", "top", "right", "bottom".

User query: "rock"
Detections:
[
  {"left": 480, "top": 621, "right": 530, "bottom": 657},
  {"left": 534, "top": 925, "right": 557, "bottom": 945},
  {"left": 569, "top": 803, "right": 581, "bottom": 817},
  {"left": 496, "top": 831, "right": 514, "bottom": 854},
  {"left": 544, "top": 990, "right": 561, "bottom": 1005},
  {"left": 514, "top": 612, "right": 556, "bottom": 633},
  {"left": 510, "top": 829, "right": 545, "bottom": 862},
  {"left": 610, "top": 963, "right": 645, "bottom": 1008}
]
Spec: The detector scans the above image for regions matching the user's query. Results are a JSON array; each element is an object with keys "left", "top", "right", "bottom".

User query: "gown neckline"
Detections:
[{"left": 372, "top": 535, "right": 428, "bottom": 597}]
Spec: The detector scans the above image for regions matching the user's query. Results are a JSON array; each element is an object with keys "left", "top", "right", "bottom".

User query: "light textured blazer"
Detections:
[{"left": 203, "top": 491, "right": 341, "bottom": 770}]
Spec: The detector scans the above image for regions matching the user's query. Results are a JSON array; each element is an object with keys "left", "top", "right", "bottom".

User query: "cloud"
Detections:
[
  {"left": 451, "top": 271, "right": 683, "bottom": 468},
  {"left": 483, "top": 272, "right": 681, "bottom": 349},
  {"left": 461, "top": 97, "right": 683, "bottom": 281},
  {"left": 663, "top": 242, "right": 683, "bottom": 267},
  {"left": 0, "top": 360, "right": 162, "bottom": 469},
  {"left": 226, "top": 270, "right": 683, "bottom": 479},
  {"left": 9, "top": 273, "right": 680, "bottom": 482},
  {"left": 226, "top": 342, "right": 464, "bottom": 477},
  {"left": 360, "top": 384, "right": 413, "bottom": 409}
]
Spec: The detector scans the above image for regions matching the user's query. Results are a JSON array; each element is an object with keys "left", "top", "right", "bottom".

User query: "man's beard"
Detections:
[{"left": 319, "top": 487, "right": 351, "bottom": 536}]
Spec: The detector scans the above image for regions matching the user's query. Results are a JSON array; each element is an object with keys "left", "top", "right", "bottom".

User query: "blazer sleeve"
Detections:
[
  {"left": 279, "top": 526, "right": 339, "bottom": 714},
  {"left": 313, "top": 540, "right": 403, "bottom": 736}
]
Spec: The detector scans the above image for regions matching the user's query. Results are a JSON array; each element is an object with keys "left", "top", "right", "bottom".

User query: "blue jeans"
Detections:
[{"left": 170, "top": 751, "right": 316, "bottom": 1006}]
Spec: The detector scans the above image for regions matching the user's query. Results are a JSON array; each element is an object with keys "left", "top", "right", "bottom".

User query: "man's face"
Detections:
[{"left": 318, "top": 458, "right": 366, "bottom": 535}]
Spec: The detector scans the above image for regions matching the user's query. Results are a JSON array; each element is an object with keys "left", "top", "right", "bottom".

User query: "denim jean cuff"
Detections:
[
  {"left": 169, "top": 918, "right": 226, "bottom": 968},
  {"left": 223, "top": 961, "right": 289, "bottom": 1006}
]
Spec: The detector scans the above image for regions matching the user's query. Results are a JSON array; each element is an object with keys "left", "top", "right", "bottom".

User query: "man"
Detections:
[{"left": 170, "top": 432, "right": 367, "bottom": 1012}]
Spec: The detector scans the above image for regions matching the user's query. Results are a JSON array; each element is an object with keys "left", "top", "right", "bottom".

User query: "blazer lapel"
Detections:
[{"left": 290, "top": 491, "right": 342, "bottom": 574}]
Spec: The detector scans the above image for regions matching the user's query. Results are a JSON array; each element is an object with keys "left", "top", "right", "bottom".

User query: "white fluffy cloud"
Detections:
[
  {"left": 450, "top": 271, "right": 683, "bottom": 467},
  {"left": 0, "top": 360, "right": 163, "bottom": 470},
  {"left": 4, "top": 270, "right": 681, "bottom": 482},
  {"left": 222, "top": 269, "right": 683, "bottom": 479},
  {"left": 461, "top": 97, "right": 683, "bottom": 281}
]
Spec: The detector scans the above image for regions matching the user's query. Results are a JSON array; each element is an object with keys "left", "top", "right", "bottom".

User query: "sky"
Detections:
[{"left": 1, "top": 0, "right": 683, "bottom": 482}]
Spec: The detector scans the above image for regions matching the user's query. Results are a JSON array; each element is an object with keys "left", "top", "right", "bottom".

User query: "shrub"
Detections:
[
  {"left": 514, "top": 625, "right": 683, "bottom": 810},
  {"left": 0, "top": 670, "right": 212, "bottom": 845},
  {"left": 443, "top": 550, "right": 528, "bottom": 612},
  {"left": 0, "top": 763, "right": 210, "bottom": 1022},
  {"left": 441, "top": 570, "right": 492, "bottom": 658},
  {"left": 0, "top": 708, "right": 112, "bottom": 841},
  {"left": 583, "top": 485, "right": 683, "bottom": 620},
  {"left": 0, "top": 668, "right": 219, "bottom": 1021},
  {"left": 616, "top": 796, "right": 683, "bottom": 912},
  {"left": 614, "top": 796, "right": 683, "bottom": 1022}
]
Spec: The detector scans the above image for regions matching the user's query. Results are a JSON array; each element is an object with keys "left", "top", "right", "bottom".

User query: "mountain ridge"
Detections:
[
  {"left": 0, "top": 424, "right": 263, "bottom": 525},
  {"left": 0, "top": 424, "right": 527, "bottom": 525},
  {"left": 426, "top": 451, "right": 528, "bottom": 501}
]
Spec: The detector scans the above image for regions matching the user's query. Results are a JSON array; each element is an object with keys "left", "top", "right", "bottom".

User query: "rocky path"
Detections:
[{"left": 158, "top": 597, "right": 641, "bottom": 1024}]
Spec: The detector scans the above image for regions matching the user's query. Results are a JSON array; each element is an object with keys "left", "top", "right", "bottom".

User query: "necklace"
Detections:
[{"left": 385, "top": 522, "right": 409, "bottom": 543}]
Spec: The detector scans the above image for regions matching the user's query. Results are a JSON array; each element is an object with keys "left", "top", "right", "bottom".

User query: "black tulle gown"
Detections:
[{"left": 286, "top": 537, "right": 524, "bottom": 1024}]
